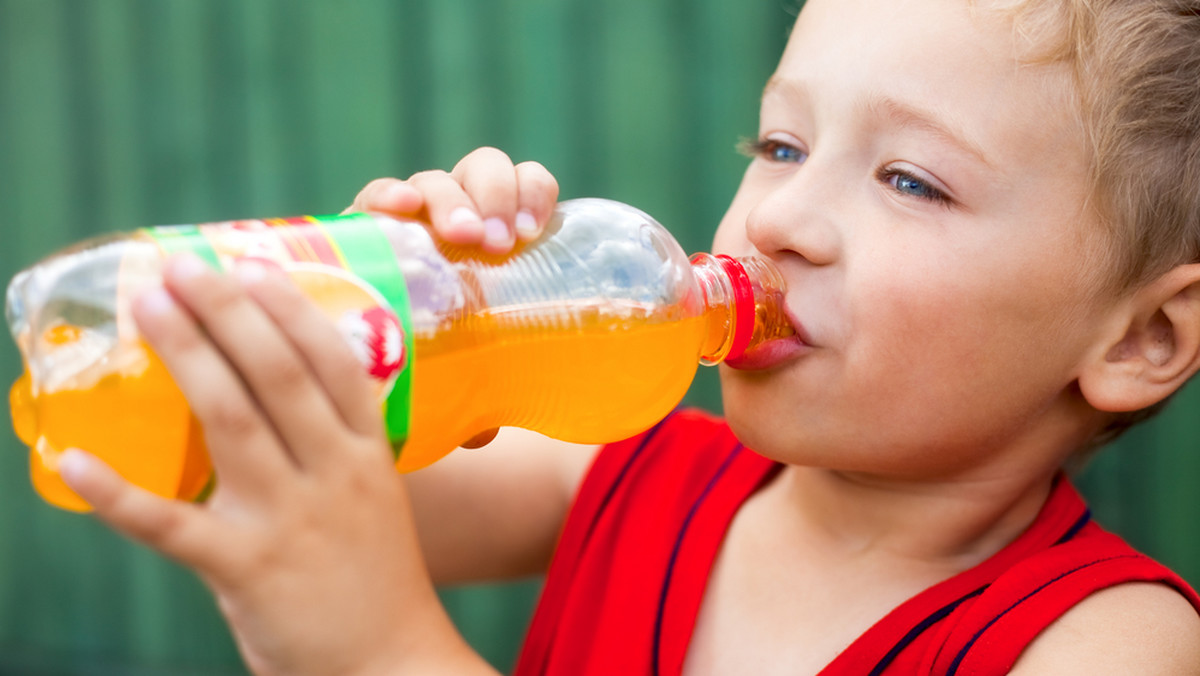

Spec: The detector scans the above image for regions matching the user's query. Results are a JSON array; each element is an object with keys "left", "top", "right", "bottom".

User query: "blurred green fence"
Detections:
[{"left": 0, "top": 1, "right": 1196, "bottom": 674}]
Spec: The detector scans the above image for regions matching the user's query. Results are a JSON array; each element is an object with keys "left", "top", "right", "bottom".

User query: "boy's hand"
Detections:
[
  {"left": 346, "top": 147, "right": 559, "bottom": 449},
  {"left": 58, "top": 254, "right": 495, "bottom": 676},
  {"left": 345, "top": 147, "right": 560, "bottom": 255}
]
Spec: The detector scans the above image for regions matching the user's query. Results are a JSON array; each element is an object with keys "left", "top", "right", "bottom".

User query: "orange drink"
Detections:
[{"left": 6, "top": 199, "right": 790, "bottom": 511}]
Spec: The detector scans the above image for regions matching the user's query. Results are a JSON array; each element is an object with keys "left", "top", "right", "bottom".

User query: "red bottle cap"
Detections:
[{"left": 715, "top": 255, "right": 755, "bottom": 362}]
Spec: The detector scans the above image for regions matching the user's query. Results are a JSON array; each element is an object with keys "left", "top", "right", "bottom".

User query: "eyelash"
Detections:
[
  {"left": 738, "top": 136, "right": 953, "bottom": 207},
  {"left": 738, "top": 137, "right": 805, "bottom": 164},
  {"left": 876, "top": 167, "right": 952, "bottom": 207}
]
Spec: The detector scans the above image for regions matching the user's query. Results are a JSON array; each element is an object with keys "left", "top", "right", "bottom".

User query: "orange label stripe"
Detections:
[{"left": 268, "top": 217, "right": 347, "bottom": 268}]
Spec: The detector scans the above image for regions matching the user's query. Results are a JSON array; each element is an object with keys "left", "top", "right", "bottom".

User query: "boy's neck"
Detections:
[{"left": 766, "top": 465, "right": 1060, "bottom": 570}]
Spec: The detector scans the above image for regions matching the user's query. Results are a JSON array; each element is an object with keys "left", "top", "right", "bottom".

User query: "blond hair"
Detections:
[{"left": 998, "top": 0, "right": 1200, "bottom": 452}]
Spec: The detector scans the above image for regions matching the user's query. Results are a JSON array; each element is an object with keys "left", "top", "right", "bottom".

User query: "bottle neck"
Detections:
[{"left": 690, "top": 253, "right": 791, "bottom": 365}]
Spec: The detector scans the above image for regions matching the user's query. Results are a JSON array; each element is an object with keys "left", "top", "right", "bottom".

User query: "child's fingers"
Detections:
[
  {"left": 405, "top": 170, "right": 487, "bottom": 245},
  {"left": 154, "top": 254, "right": 349, "bottom": 474},
  {"left": 343, "top": 178, "right": 424, "bottom": 216},
  {"left": 237, "top": 260, "right": 384, "bottom": 441},
  {"left": 57, "top": 449, "right": 221, "bottom": 571},
  {"left": 133, "top": 280, "right": 293, "bottom": 495},
  {"left": 348, "top": 150, "right": 558, "bottom": 253},
  {"left": 514, "top": 161, "right": 560, "bottom": 241},
  {"left": 452, "top": 147, "right": 520, "bottom": 253}
]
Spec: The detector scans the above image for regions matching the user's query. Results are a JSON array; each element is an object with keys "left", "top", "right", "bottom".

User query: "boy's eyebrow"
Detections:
[
  {"left": 761, "top": 77, "right": 993, "bottom": 169},
  {"left": 861, "top": 96, "right": 994, "bottom": 169},
  {"left": 761, "top": 76, "right": 811, "bottom": 112}
]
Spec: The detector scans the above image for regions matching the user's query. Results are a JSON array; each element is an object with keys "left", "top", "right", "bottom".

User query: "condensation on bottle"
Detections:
[{"left": 5, "top": 198, "right": 792, "bottom": 511}]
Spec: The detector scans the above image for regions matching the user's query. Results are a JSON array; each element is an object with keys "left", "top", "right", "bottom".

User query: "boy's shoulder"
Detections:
[
  {"left": 1010, "top": 581, "right": 1200, "bottom": 674},
  {"left": 925, "top": 495, "right": 1200, "bottom": 674}
]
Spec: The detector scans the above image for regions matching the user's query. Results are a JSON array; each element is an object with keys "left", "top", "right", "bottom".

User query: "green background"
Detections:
[{"left": 0, "top": 1, "right": 1196, "bottom": 673}]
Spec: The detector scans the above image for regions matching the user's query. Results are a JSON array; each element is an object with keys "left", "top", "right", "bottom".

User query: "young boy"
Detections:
[{"left": 55, "top": 0, "right": 1200, "bottom": 673}]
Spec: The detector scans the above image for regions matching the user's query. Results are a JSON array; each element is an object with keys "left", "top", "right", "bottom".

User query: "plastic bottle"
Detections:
[{"left": 6, "top": 198, "right": 791, "bottom": 511}]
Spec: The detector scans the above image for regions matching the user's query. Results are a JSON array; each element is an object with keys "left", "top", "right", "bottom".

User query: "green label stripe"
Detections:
[
  {"left": 315, "top": 214, "right": 414, "bottom": 452},
  {"left": 140, "top": 224, "right": 222, "bottom": 269},
  {"left": 141, "top": 215, "right": 415, "bottom": 457}
]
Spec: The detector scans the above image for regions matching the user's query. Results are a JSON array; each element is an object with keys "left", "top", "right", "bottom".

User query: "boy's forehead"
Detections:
[
  {"left": 782, "top": 0, "right": 1016, "bottom": 79},
  {"left": 773, "top": 0, "right": 1085, "bottom": 173}
]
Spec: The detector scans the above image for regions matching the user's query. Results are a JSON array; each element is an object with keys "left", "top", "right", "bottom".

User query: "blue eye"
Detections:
[
  {"left": 766, "top": 141, "right": 806, "bottom": 163},
  {"left": 740, "top": 138, "right": 808, "bottom": 164},
  {"left": 882, "top": 169, "right": 950, "bottom": 205}
]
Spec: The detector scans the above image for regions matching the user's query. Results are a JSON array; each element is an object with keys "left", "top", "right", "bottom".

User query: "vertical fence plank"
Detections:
[
  {"left": 199, "top": 0, "right": 254, "bottom": 220},
  {"left": 87, "top": 1, "right": 148, "bottom": 232},
  {"left": 306, "top": 0, "right": 402, "bottom": 206},
  {"left": 1078, "top": 381, "right": 1200, "bottom": 584}
]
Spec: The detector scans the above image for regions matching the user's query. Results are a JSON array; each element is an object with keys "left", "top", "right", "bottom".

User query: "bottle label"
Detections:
[{"left": 142, "top": 214, "right": 415, "bottom": 454}]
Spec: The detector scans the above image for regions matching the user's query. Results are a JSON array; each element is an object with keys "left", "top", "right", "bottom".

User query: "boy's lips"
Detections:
[
  {"left": 724, "top": 335, "right": 810, "bottom": 370},
  {"left": 724, "top": 309, "right": 814, "bottom": 371}
]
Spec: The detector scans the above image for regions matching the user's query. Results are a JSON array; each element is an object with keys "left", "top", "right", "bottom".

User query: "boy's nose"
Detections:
[{"left": 744, "top": 169, "right": 842, "bottom": 267}]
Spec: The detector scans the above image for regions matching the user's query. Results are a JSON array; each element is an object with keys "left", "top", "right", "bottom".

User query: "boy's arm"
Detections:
[
  {"left": 1009, "top": 582, "right": 1200, "bottom": 674},
  {"left": 59, "top": 254, "right": 500, "bottom": 676},
  {"left": 55, "top": 151, "right": 571, "bottom": 675},
  {"left": 406, "top": 429, "right": 599, "bottom": 584},
  {"left": 352, "top": 150, "right": 593, "bottom": 584},
  {"left": 347, "top": 149, "right": 590, "bottom": 583}
]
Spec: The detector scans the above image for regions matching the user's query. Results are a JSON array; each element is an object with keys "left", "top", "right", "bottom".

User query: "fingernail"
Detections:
[
  {"left": 447, "top": 207, "right": 484, "bottom": 238},
  {"left": 56, "top": 448, "right": 92, "bottom": 485},
  {"left": 236, "top": 259, "right": 268, "bottom": 286},
  {"left": 383, "top": 181, "right": 414, "bottom": 206},
  {"left": 136, "top": 287, "right": 176, "bottom": 317},
  {"left": 169, "top": 252, "right": 209, "bottom": 281},
  {"left": 515, "top": 211, "right": 539, "bottom": 240},
  {"left": 483, "top": 217, "right": 513, "bottom": 249}
]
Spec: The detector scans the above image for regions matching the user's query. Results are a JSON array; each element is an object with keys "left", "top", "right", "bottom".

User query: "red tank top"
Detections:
[{"left": 514, "top": 409, "right": 1200, "bottom": 675}]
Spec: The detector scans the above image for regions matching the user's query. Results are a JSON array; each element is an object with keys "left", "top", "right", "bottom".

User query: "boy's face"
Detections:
[{"left": 713, "top": 0, "right": 1114, "bottom": 476}]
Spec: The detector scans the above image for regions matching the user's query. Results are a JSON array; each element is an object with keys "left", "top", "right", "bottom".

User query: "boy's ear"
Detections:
[{"left": 1079, "top": 263, "right": 1200, "bottom": 413}]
